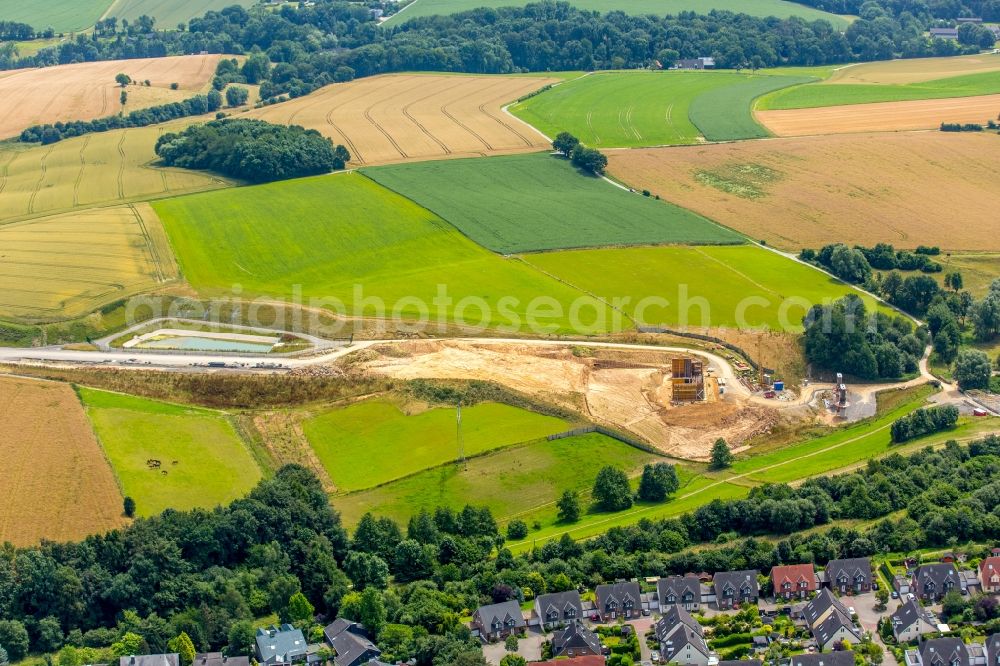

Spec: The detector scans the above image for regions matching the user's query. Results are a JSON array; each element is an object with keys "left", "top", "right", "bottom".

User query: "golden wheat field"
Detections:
[
  {"left": 0, "top": 55, "right": 221, "bottom": 139},
  {"left": 828, "top": 53, "right": 1000, "bottom": 85},
  {"left": 0, "top": 123, "right": 227, "bottom": 222},
  {"left": 0, "top": 375, "right": 126, "bottom": 546},
  {"left": 245, "top": 73, "right": 557, "bottom": 165},
  {"left": 0, "top": 203, "right": 179, "bottom": 321},
  {"left": 606, "top": 131, "right": 1000, "bottom": 252}
]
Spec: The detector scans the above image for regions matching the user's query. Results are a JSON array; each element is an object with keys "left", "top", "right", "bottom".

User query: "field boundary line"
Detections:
[{"left": 72, "top": 383, "right": 128, "bottom": 500}]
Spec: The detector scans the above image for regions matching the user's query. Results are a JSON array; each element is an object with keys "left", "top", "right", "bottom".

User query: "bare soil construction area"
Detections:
[
  {"left": 0, "top": 55, "right": 220, "bottom": 139},
  {"left": 606, "top": 132, "right": 1000, "bottom": 251},
  {"left": 245, "top": 73, "right": 557, "bottom": 165},
  {"left": 755, "top": 93, "right": 1000, "bottom": 136},
  {"left": 0, "top": 375, "right": 125, "bottom": 546},
  {"left": 350, "top": 340, "right": 780, "bottom": 460}
]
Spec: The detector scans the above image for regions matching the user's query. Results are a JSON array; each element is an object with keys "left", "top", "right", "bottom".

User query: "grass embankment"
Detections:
[{"left": 363, "top": 153, "right": 740, "bottom": 253}]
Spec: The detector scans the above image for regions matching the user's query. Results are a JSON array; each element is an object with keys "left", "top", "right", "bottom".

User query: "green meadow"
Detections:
[
  {"left": 759, "top": 70, "right": 1000, "bottom": 109},
  {"left": 383, "top": 0, "right": 850, "bottom": 28},
  {"left": 510, "top": 71, "right": 813, "bottom": 147},
  {"left": 0, "top": 0, "right": 111, "bottom": 32},
  {"left": 303, "top": 400, "right": 570, "bottom": 493},
  {"left": 523, "top": 244, "right": 889, "bottom": 331},
  {"left": 363, "top": 153, "right": 740, "bottom": 253},
  {"left": 154, "top": 173, "right": 614, "bottom": 333},
  {"left": 80, "top": 388, "right": 261, "bottom": 516},
  {"left": 105, "top": 0, "right": 257, "bottom": 26}
]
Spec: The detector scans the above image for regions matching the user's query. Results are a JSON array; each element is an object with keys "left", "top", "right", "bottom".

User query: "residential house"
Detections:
[
  {"left": 918, "top": 637, "right": 971, "bottom": 666},
  {"left": 890, "top": 599, "right": 939, "bottom": 643},
  {"left": 714, "top": 570, "right": 760, "bottom": 609},
  {"left": 193, "top": 654, "right": 250, "bottom": 666},
  {"left": 802, "top": 589, "right": 862, "bottom": 652},
  {"left": 825, "top": 558, "right": 873, "bottom": 595},
  {"left": 471, "top": 600, "right": 526, "bottom": 641},
  {"left": 534, "top": 590, "right": 584, "bottom": 629},
  {"left": 655, "top": 605, "right": 711, "bottom": 666},
  {"left": 912, "top": 564, "right": 960, "bottom": 602},
  {"left": 720, "top": 661, "right": 762, "bottom": 666},
  {"left": 323, "top": 619, "right": 382, "bottom": 666},
  {"left": 659, "top": 575, "right": 703, "bottom": 611},
  {"left": 930, "top": 27, "right": 960, "bottom": 38},
  {"left": 789, "top": 653, "right": 857, "bottom": 666},
  {"left": 980, "top": 557, "right": 1000, "bottom": 593},
  {"left": 551, "top": 621, "right": 602, "bottom": 659},
  {"left": 120, "top": 656, "right": 179, "bottom": 666},
  {"left": 255, "top": 625, "right": 308, "bottom": 666},
  {"left": 985, "top": 635, "right": 1000, "bottom": 666},
  {"left": 675, "top": 57, "right": 715, "bottom": 70},
  {"left": 535, "top": 656, "right": 605, "bottom": 666},
  {"left": 772, "top": 564, "right": 818, "bottom": 600},
  {"left": 595, "top": 582, "right": 642, "bottom": 621}
]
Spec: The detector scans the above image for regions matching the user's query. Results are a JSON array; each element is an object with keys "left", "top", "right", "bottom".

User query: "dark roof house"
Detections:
[
  {"left": 255, "top": 625, "right": 307, "bottom": 666},
  {"left": 890, "top": 599, "right": 938, "bottom": 643},
  {"left": 658, "top": 575, "right": 703, "bottom": 609},
  {"left": 930, "top": 27, "right": 960, "bottom": 38},
  {"left": 323, "top": 619, "right": 381, "bottom": 666},
  {"left": 912, "top": 564, "right": 960, "bottom": 600},
  {"left": 825, "top": 558, "right": 872, "bottom": 593},
  {"left": 985, "top": 634, "right": 1000, "bottom": 666},
  {"left": 120, "top": 656, "right": 180, "bottom": 666},
  {"left": 802, "top": 589, "right": 861, "bottom": 651},
  {"left": 714, "top": 570, "right": 759, "bottom": 608},
  {"left": 471, "top": 600, "right": 525, "bottom": 640},
  {"left": 552, "top": 621, "right": 602, "bottom": 658},
  {"left": 595, "top": 581, "right": 642, "bottom": 620},
  {"left": 534, "top": 590, "right": 584, "bottom": 626},
  {"left": 656, "top": 606, "right": 710, "bottom": 665},
  {"left": 789, "top": 653, "right": 856, "bottom": 666},
  {"left": 193, "top": 653, "right": 250, "bottom": 666},
  {"left": 919, "top": 637, "right": 970, "bottom": 666}
]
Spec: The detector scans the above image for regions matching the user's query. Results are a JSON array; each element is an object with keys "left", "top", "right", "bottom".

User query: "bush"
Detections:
[{"left": 506, "top": 519, "right": 528, "bottom": 540}]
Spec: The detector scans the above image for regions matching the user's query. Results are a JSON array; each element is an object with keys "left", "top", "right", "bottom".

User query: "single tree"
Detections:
[
  {"left": 552, "top": 131, "right": 579, "bottom": 157},
  {"left": 592, "top": 465, "right": 633, "bottom": 512},
  {"left": 358, "top": 587, "right": 387, "bottom": 638},
  {"left": 115, "top": 72, "right": 131, "bottom": 87},
  {"left": 123, "top": 496, "right": 136, "bottom": 517},
  {"left": 120, "top": 90, "right": 128, "bottom": 108},
  {"left": 954, "top": 349, "right": 992, "bottom": 390},
  {"left": 167, "top": 633, "right": 195, "bottom": 666},
  {"left": 875, "top": 586, "right": 889, "bottom": 611},
  {"left": 570, "top": 144, "right": 608, "bottom": 175},
  {"left": 227, "top": 620, "right": 256, "bottom": 657},
  {"left": 504, "top": 634, "right": 519, "bottom": 652},
  {"left": 286, "top": 591, "right": 315, "bottom": 623},
  {"left": 710, "top": 438, "right": 734, "bottom": 470},
  {"left": 556, "top": 489, "right": 581, "bottom": 523},
  {"left": 637, "top": 462, "right": 679, "bottom": 502},
  {"left": 0, "top": 621, "right": 29, "bottom": 662},
  {"left": 500, "top": 655, "right": 527, "bottom": 666},
  {"left": 506, "top": 519, "right": 528, "bottom": 540},
  {"left": 225, "top": 85, "right": 249, "bottom": 107}
]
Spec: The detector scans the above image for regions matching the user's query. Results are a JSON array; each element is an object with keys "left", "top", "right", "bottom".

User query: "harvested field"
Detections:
[
  {"left": 0, "top": 55, "right": 220, "bottom": 140},
  {"left": 606, "top": 132, "right": 1000, "bottom": 252},
  {"left": 0, "top": 376, "right": 125, "bottom": 546},
  {"left": 828, "top": 54, "right": 1000, "bottom": 85},
  {"left": 755, "top": 93, "right": 1000, "bottom": 135},
  {"left": 0, "top": 123, "right": 228, "bottom": 222},
  {"left": 245, "top": 73, "right": 556, "bottom": 165},
  {"left": 0, "top": 203, "right": 180, "bottom": 321}
]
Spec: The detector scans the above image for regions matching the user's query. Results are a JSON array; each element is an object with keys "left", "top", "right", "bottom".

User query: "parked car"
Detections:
[
  {"left": 891, "top": 591, "right": 899, "bottom": 599},
  {"left": 652, "top": 651, "right": 661, "bottom": 663}
]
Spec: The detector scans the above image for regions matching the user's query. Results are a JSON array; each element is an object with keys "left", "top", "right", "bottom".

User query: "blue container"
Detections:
[{"left": 774, "top": 381, "right": 785, "bottom": 391}]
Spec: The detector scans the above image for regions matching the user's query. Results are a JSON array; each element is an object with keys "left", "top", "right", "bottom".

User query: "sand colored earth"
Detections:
[
  {"left": 354, "top": 340, "right": 779, "bottom": 460},
  {"left": 0, "top": 376, "right": 126, "bottom": 546},
  {"left": 246, "top": 73, "right": 557, "bottom": 165},
  {"left": 0, "top": 54, "right": 221, "bottom": 139},
  {"left": 828, "top": 54, "right": 1000, "bottom": 85},
  {"left": 606, "top": 132, "right": 1000, "bottom": 251},
  {"left": 756, "top": 93, "right": 1000, "bottom": 136}
]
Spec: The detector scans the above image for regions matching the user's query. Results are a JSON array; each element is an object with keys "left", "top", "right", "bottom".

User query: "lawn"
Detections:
[
  {"left": 303, "top": 400, "right": 571, "bottom": 492},
  {"left": 510, "top": 71, "right": 813, "bottom": 147},
  {"left": 384, "top": 0, "right": 850, "bottom": 28},
  {"left": 0, "top": 0, "right": 112, "bottom": 32},
  {"left": 523, "top": 244, "right": 889, "bottom": 332},
  {"left": 154, "top": 172, "right": 614, "bottom": 334},
  {"left": 333, "top": 432, "right": 662, "bottom": 526},
  {"left": 80, "top": 388, "right": 262, "bottom": 516},
  {"left": 362, "top": 153, "right": 740, "bottom": 253},
  {"left": 758, "top": 70, "right": 1000, "bottom": 109}
]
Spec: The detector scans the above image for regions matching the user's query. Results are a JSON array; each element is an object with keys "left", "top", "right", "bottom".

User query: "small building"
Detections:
[
  {"left": 789, "top": 653, "right": 856, "bottom": 666},
  {"left": 655, "top": 605, "right": 711, "bottom": 666},
  {"left": 714, "top": 570, "right": 760, "bottom": 609},
  {"left": 930, "top": 27, "right": 960, "bottom": 39},
  {"left": 255, "top": 625, "right": 307, "bottom": 666},
  {"left": 551, "top": 621, "right": 602, "bottom": 659},
  {"left": 676, "top": 57, "right": 715, "bottom": 70},
  {"left": 193, "top": 654, "right": 250, "bottom": 666},
  {"left": 772, "top": 564, "right": 818, "bottom": 600},
  {"left": 803, "top": 589, "right": 861, "bottom": 652},
  {"left": 890, "top": 599, "right": 939, "bottom": 643},
  {"left": 534, "top": 590, "right": 584, "bottom": 629},
  {"left": 912, "top": 564, "right": 960, "bottom": 601},
  {"left": 917, "top": 637, "right": 971, "bottom": 666},
  {"left": 825, "top": 558, "right": 873, "bottom": 595},
  {"left": 120, "top": 656, "right": 179, "bottom": 666},
  {"left": 980, "top": 557, "right": 1000, "bottom": 593},
  {"left": 471, "top": 600, "right": 526, "bottom": 642},
  {"left": 658, "top": 575, "right": 703, "bottom": 611},
  {"left": 323, "top": 619, "right": 381, "bottom": 666},
  {"left": 594, "top": 581, "right": 642, "bottom": 622}
]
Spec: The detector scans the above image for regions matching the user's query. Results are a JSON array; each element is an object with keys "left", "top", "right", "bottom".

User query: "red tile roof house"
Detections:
[
  {"left": 772, "top": 564, "right": 818, "bottom": 600},
  {"left": 981, "top": 557, "right": 1000, "bottom": 593}
]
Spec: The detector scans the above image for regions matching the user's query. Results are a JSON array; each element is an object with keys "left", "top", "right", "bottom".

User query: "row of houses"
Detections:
[
  {"left": 903, "top": 635, "right": 1000, "bottom": 666},
  {"left": 253, "top": 621, "right": 384, "bottom": 666}
]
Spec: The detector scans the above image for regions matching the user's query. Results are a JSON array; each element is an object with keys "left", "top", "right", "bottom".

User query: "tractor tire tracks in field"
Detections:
[
  {"left": 27, "top": 143, "right": 54, "bottom": 216},
  {"left": 72, "top": 134, "right": 92, "bottom": 207},
  {"left": 401, "top": 81, "right": 469, "bottom": 156},
  {"left": 115, "top": 130, "right": 127, "bottom": 200},
  {"left": 130, "top": 204, "right": 167, "bottom": 282}
]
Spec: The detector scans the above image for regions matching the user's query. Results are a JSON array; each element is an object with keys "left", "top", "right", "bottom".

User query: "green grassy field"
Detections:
[
  {"left": 384, "top": 0, "right": 850, "bottom": 28},
  {"left": 0, "top": 0, "right": 112, "bottom": 32},
  {"left": 523, "top": 244, "right": 889, "bottom": 331},
  {"left": 759, "top": 70, "right": 1000, "bottom": 109},
  {"left": 303, "top": 401, "right": 571, "bottom": 493},
  {"left": 80, "top": 388, "right": 261, "bottom": 517},
  {"left": 510, "top": 71, "right": 813, "bottom": 148},
  {"left": 105, "top": 0, "right": 256, "bottom": 26},
  {"left": 363, "top": 153, "right": 740, "bottom": 253},
  {"left": 154, "top": 173, "right": 615, "bottom": 333},
  {"left": 334, "top": 431, "right": 663, "bottom": 526}
]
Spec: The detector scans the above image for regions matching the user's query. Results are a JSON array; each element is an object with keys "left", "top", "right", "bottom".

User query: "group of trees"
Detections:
[
  {"left": 19, "top": 92, "right": 224, "bottom": 144},
  {"left": 803, "top": 295, "right": 925, "bottom": 379},
  {"left": 890, "top": 405, "right": 959, "bottom": 442},
  {"left": 552, "top": 132, "right": 608, "bottom": 175},
  {"left": 155, "top": 119, "right": 350, "bottom": 183}
]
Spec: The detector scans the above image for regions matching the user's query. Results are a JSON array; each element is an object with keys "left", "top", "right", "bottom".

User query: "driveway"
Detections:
[{"left": 482, "top": 629, "right": 544, "bottom": 665}]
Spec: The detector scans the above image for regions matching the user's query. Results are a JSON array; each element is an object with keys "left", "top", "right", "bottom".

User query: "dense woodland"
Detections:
[{"left": 3, "top": 435, "right": 1000, "bottom": 665}]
